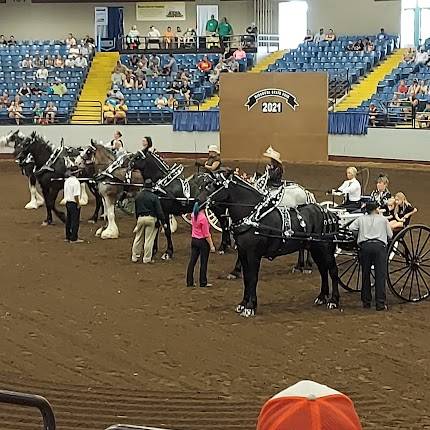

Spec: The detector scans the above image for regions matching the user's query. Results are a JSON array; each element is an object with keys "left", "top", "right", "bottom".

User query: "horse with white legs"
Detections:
[{"left": 198, "top": 171, "right": 341, "bottom": 317}]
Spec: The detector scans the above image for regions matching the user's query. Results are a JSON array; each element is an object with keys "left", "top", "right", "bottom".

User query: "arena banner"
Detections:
[
  {"left": 136, "top": 2, "right": 186, "bottom": 21},
  {"left": 219, "top": 73, "right": 328, "bottom": 163}
]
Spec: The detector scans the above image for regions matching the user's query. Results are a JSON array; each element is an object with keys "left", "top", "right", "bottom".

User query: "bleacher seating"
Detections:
[
  {"left": 118, "top": 53, "right": 253, "bottom": 124},
  {"left": 0, "top": 40, "right": 91, "bottom": 124}
]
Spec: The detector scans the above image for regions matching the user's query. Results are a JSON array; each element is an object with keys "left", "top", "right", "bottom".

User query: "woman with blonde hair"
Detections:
[
  {"left": 337, "top": 166, "right": 362, "bottom": 211},
  {"left": 389, "top": 192, "right": 417, "bottom": 230}
]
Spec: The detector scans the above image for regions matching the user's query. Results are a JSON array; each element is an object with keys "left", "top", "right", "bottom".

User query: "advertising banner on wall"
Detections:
[{"left": 136, "top": 2, "right": 186, "bottom": 21}]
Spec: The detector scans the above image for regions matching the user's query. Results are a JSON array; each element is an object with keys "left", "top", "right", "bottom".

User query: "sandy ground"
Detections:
[{"left": 0, "top": 161, "right": 429, "bottom": 430}]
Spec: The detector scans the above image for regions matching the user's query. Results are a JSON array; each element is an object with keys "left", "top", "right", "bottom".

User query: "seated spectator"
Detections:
[
  {"left": 304, "top": 29, "right": 313, "bottom": 43},
  {"left": 419, "top": 79, "right": 428, "bottom": 94},
  {"left": 21, "top": 55, "right": 33, "bottom": 68},
  {"left": 103, "top": 100, "right": 115, "bottom": 124},
  {"left": 8, "top": 101, "right": 24, "bottom": 125},
  {"left": 166, "top": 80, "right": 181, "bottom": 94},
  {"left": 130, "top": 54, "right": 140, "bottom": 68},
  {"left": 377, "top": 28, "right": 387, "bottom": 41},
  {"left": 408, "top": 79, "right": 421, "bottom": 96},
  {"left": 404, "top": 48, "right": 415, "bottom": 63},
  {"left": 147, "top": 25, "right": 161, "bottom": 48},
  {"left": 414, "top": 47, "right": 429, "bottom": 65},
  {"left": 197, "top": 55, "right": 212, "bottom": 75},
  {"left": 162, "top": 53, "right": 178, "bottom": 76},
  {"left": 244, "top": 22, "right": 257, "bottom": 47},
  {"left": 116, "top": 60, "right": 129, "bottom": 75},
  {"left": 30, "top": 81, "right": 44, "bottom": 96},
  {"left": 33, "top": 55, "right": 43, "bottom": 68},
  {"left": 45, "top": 101, "right": 57, "bottom": 123},
  {"left": 36, "top": 67, "right": 49, "bottom": 80},
  {"left": 134, "top": 73, "right": 147, "bottom": 90},
  {"left": 167, "top": 94, "right": 178, "bottom": 110},
  {"left": 69, "top": 45, "right": 80, "bottom": 58},
  {"left": 364, "top": 37, "right": 375, "bottom": 52},
  {"left": 149, "top": 53, "right": 161, "bottom": 75},
  {"left": 154, "top": 94, "right": 168, "bottom": 109},
  {"left": 80, "top": 43, "right": 92, "bottom": 56},
  {"left": 114, "top": 99, "right": 128, "bottom": 124},
  {"left": 82, "top": 34, "right": 95, "bottom": 48},
  {"left": 50, "top": 79, "right": 68, "bottom": 97},
  {"left": 137, "top": 54, "right": 149, "bottom": 69},
  {"left": 180, "top": 81, "right": 192, "bottom": 104},
  {"left": 75, "top": 54, "right": 88, "bottom": 68},
  {"left": 33, "top": 103, "right": 44, "bottom": 124},
  {"left": 178, "top": 68, "right": 190, "bottom": 83},
  {"left": 65, "top": 55, "right": 76, "bottom": 68},
  {"left": 369, "top": 103, "right": 379, "bottom": 126},
  {"left": 164, "top": 26, "right": 175, "bottom": 48},
  {"left": 126, "top": 25, "right": 141, "bottom": 50},
  {"left": 389, "top": 192, "right": 417, "bottom": 230},
  {"left": 313, "top": 28, "right": 325, "bottom": 43},
  {"left": 348, "top": 39, "right": 364, "bottom": 51},
  {"left": 0, "top": 34, "right": 7, "bottom": 46},
  {"left": 0, "top": 91, "right": 10, "bottom": 110},
  {"left": 44, "top": 55, "right": 54, "bottom": 68},
  {"left": 233, "top": 46, "right": 246, "bottom": 61},
  {"left": 8, "top": 35, "right": 16, "bottom": 46},
  {"left": 226, "top": 55, "right": 239, "bottom": 72},
  {"left": 396, "top": 79, "right": 408, "bottom": 95},
  {"left": 107, "top": 85, "right": 124, "bottom": 102},
  {"left": 111, "top": 68, "right": 124, "bottom": 86},
  {"left": 18, "top": 83, "right": 31, "bottom": 97},
  {"left": 325, "top": 28, "right": 336, "bottom": 42},
  {"left": 176, "top": 26, "right": 183, "bottom": 47},
  {"left": 123, "top": 72, "right": 135, "bottom": 89},
  {"left": 183, "top": 28, "right": 197, "bottom": 48},
  {"left": 417, "top": 101, "right": 430, "bottom": 128},
  {"left": 65, "top": 33, "right": 77, "bottom": 47}
]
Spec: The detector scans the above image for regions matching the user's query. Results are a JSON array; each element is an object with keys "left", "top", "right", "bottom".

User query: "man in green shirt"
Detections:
[
  {"left": 205, "top": 15, "right": 218, "bottom": 35},
  {"left": 217, "top": 17, "right": 233, "bottom": 49}
]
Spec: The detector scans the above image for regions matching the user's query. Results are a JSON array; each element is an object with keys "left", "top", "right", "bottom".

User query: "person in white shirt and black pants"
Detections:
[
  {"left": 337, "top": 166, "right": 362, "bottom": 212},
  {"left": 64, "top": 167, "right": 83, "bottom": 243},
  {"left": 349, "top": 201, "right": 393, "bottom": 311}
]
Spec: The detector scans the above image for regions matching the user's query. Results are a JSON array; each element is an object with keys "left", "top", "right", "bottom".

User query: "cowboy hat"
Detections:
[
  {"left": 208, "top": 144, "right": 220, "bottom": 154},
  {"left": 263, "top": 146, "right": 282, "bottom": 164}
]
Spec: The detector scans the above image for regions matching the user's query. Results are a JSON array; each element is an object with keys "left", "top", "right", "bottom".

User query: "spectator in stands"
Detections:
[
  {"left": 233, "top": 46, "right": 246, "bottom": 61},
  {"left": 364, "top": 37, "right": 375, "bottom": 52},
  {"left": 0, "top": 35, "right": 7, "bottom": 46},
  {"left": 414, "top": 47, "right": 429, "bottom": 65},
  {"left": 206, "top": 15, "right": 218, "bottom": 36},
  {"left": 178, "top": 68, "right": 191, "bottom": 83},
  {"left": 304, "top": 29, "right": 313, "bottom": 43},
  {"left": 50, "top": 79, "right": 68, "bottom": 97},
  {"left": 116, "top": 60, "right": 129, "bottom": 74},
  {"left": 21, "top": 55, "right": 33, "bottom": 69},
  {"left": 8, "top": 35, "right": 16, "bottom": 46},
  {"left": 130, "top": 54, "right": 140, "bottom": 68},
  {"left": 65, "top": 55, "right": 77, "bottom": 68},
  {"left": 33, "top": 102, "right": 44, "bottom": 124},
  {"left": 408, "top": 79, "right": 421, "bottom": 96},
  {"left": 389, "top": 192, "right": 417, "bottom": 230},
  {"left": 45, "top": 101, "right": 57, "bottom": 124},
  {"left": 218, "top": 18, "right": 233, "bottom": 48},
  {"left": 369, "top": 103, "right": 379, "bottom": 127},
  {"left": 33, "top": 55, "right": 43, "bottom": 68},
  {"left": 0, "top": 91, "right": 10, "bottom": 110},
  {"left": 166, "top": 80, "right": 181, "bottom": 95},
  {"left": 111, "top": 67, "right": 124, "bottom": 86},
  {"left": 44, "top": 55, "right": 54, "bottom": 68},
  {"left": 80, "top": 42, "right": 92, "bottom": 57},
  {"left": 314, "top": 28, "right": 325, "bottom": 43},
  {"left": 103, "top": 101, "right": 115, "bottom": 124},
  {"left": 134, "top": 73, "right": 147, "bottom": 90},
  {"left": 417, "top": 101, "right": 430, "bottom": 128},
  {"left": 65, "top": 33, "right": 77, "bottom": 47},
  {"left": 107, "top": 85, "right": 124, "bottom": 103},
  {"left": 155, "top": 94, "right": 168, "bottom": 109},
  {"left": 36, "top": 67, "right": 49, "bottom": 80},
  {"left": 114, "top": 99, "right": 128, "bottom": 124},
  {"left": 126, "top": 25, "right": 141, "bottom": 50},
  {"left": 18, "top": 83, "right": 31, "bottom": 97},
  {"left": 197, "top": 55, "right": 212, "bottom": 77},
  {"left": 226, "top": 55, "right": 239, "bottom": 72},
  {"left": 70, "top": 44, "right": 80, "bottom": 57},
  {"left": 75, "top": 54, "right": 88, "bottom": 68},
  {"left": 396, "top": 79, "right": 408, "bottom": 95},
  {"left": 53, "top": 55, "right": 63, "bottom": 68},
  {"left": 8, "top": 101, "right": 24, "bottom": 125},
  {"left": 244, "top": 22, "right": 257, "bottom": 47},
  {"left": 183, "top": 28, "right": 197, "bottom": 48},
  {"left": 162, "top": 53, "right": 178, "bottom": 76},
  {"left": 325, "top": 28, "right": 336, "bottom": 42},
  {"left": 404, "top": 48, "right": 415, "bottom": 63},
  {"left": 137, "top": 54, "right": 149, "bottom": 69},
  {"left": 30, "top": 82, "right": 44, "bottom": 96},
  {"left": 123, "top": 72, "right": 135, "bottom": 89},
  {"left": 176, "top": 26, "right": 184, "bottom": 47},
  {"left": 181, "top": 81, "right": 192, "bottom": 105},
  {"left": 149, "top": 53, "right": 161, "bottom": 75},
  {"left": 348, "top": 39, "right": 364, "bottom": 51},
  {"left": 167, "top": 94, "right": 178, "bottom": 110},
  {"left": 147, "top": 25, "right": 161, "bottom": 49},
  {"left": 377, "top": 28, "right": 387, "bottom": 41},
  {"left": 82, "top": 35, "right": 95, "bottom": 48},
  {"left": 419, "top": 80, "right": 428, "bottom": 94},
  {"left": 164, "top": 26, "right": 175, "bottom": 48}
]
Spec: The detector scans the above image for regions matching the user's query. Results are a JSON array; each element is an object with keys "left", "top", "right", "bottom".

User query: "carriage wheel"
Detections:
[
  {"left": 181, "top": 213, "right": 192, "bottom": 225},
  {"left": 206, "top": 208, "right": 223, "bottom": 232},
  {"left": 117, "top": 198, "right": 135, "bottom": 216},
  {"left": 337, "top": 249, "right": 375, "bottom": 292},
  {"left": 387, "top": 224, "right": 430, "bottom": 302}
]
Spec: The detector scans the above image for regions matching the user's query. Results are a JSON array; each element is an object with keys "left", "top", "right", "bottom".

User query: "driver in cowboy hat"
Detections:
[
  {"left": 263, "top": 146, "right": 283, "bottom": 188},
  {"left": 199, "top": 144, "right": 222, "bottom": 173}
]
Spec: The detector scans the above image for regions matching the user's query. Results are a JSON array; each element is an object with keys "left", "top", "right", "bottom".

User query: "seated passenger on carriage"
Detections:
[
  {"left": 389, "top": 192, "right": 417, "bottom": 230},
  {"left": 336, "top": 166, "right": 362, "bottom": 212},
  {"left": 384, "top": 198, "right": 395, "bottom": 221},
  {"left": 370, "top": 174, "right": 391, "bottom": 211},
  {"left": 263, "top": 146, "right": 283, "bottom": 188},
  {"left": 203, "top": 145, "right": 222, "bottom": 173},
  {"left": 108, "top": 130, "right": 125, "bottom": 157},
  {"left": 141, "top": 136, "right": 155, "bottom": 154}
]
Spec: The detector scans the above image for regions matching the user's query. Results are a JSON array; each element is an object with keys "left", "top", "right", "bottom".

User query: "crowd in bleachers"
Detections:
[{"left": 0, "top": 33, "right": 93, "bottom": 125}]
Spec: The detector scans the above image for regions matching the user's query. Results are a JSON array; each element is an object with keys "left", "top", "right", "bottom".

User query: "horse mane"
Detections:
[
  {"left": 146, "top": 151, "right": 170, "bottom": 173},
  {"left": 93, "top": 143, "right": 116, "bottom": 162}
]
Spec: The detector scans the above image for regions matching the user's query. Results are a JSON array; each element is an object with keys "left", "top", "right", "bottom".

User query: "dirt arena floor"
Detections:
[{"left": 0, "top": 160, "right": 430, "bottom": 430}]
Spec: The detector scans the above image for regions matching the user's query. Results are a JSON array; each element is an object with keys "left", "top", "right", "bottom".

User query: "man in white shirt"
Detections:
[
  {"left": 336, "top": 166, "right": 362, "bottom": 211},
  {"left": 74, "top": 54, "right": 88, "bottom": 68},
  {"left": 314, "top": 28, "right": 325, "bottom": 43},
  {"left": 414, "top": 48, "right": 429, "bottom": 65},
  {"left": 64, "top": 167, "right": 83, "bottom": 243},
  {"left": 147, "top": 25, "right": 161, "bottom": 48},
  {"left": 35, "top": 67, "right": 49, "bottom": 80}
]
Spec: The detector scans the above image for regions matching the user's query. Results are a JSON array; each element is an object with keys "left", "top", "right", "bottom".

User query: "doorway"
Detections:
[
  {"left": 278, "top": 1, "right": 308, "bottom": 50},
  {"left": 401, "top": 0, "right": 430, "bottom": 47}
]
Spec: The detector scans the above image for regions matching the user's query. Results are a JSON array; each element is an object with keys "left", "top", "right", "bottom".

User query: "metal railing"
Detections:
[
  {"left": 72, "top": 100, "right": 103, "bottom": 124},
  {"left": 257, "top": 34, "right": 280, "bottom": 53},
  {"left": 0, "top": 390, "right": 56, "bottom": 430}
]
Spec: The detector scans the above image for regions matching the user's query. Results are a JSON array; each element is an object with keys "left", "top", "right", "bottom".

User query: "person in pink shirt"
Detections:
[
  {"left": 233, "top": 46, "right": 246, "bottom": 61},
  {"left": 186, "top": 202, "right": 215, "bottom": 288}
]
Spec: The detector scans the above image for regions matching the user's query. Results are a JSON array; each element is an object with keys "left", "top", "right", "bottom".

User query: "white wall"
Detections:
[{"left": 0, "top": 0, "right": 253, "bottom": 41}]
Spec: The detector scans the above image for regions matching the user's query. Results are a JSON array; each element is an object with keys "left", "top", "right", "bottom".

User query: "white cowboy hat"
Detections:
[
  {"left": 263, "top": 146, "right": 282, "bottom": 164},
  {"left": 208, "top": 145, "right": 220, "bottom": 154}
]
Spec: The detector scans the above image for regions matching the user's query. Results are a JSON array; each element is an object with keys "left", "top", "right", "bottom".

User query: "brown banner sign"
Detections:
[{"left": 220, "top": 72, "right": 328, "bottom": 163}]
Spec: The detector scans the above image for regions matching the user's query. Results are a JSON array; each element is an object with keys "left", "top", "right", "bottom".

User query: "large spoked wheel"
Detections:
[
  {"left": 337, "top": 248, "right": 375, "bottom": 292},
  {"left": 181, "top": 213, "right": 192, "bottom": 225},
  {"left": 387, "top": 224, "right": 430, "bottom": 302},
  {"left": 182, "top": 209, "right": 223, "bottom": 232}
]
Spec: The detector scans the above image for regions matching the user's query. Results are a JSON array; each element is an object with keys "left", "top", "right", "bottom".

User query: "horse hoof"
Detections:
[
  {"left": 227, "top": 273, "right": 239, "bottom": 280},
  {"left": 25, "top": 202, "right": 38, "bottom": 210},
  {"left": 87, "top": 219, "right": 96, "bottom": 224},
  {"left": 161, "top": 253, "right": 171, "bottom": 261},
  {"left": 314, "top": 297, "right": 327, "bottom": 306},
  {"left": 235, "top": 304, "right": 245, "bottom": 313},
  {"left": 327, "top": 302, "right": 339, "bottom": 310},
  {"left": 95, "top": 227, "right": 103, "bottom": 237},
  {"left": 41, "top": 221, "right": 49, "bottom": 227},
  {"left": 292, "top": 267, "right": 301, "bottom": 274},
  {"left": 303, "top": 269, "right": 313, "bottom": 275},
  {"left": 240, "top": 308, "right": 255, "bottom": 318}
]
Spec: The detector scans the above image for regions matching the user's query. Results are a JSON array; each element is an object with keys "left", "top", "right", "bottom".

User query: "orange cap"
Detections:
[{"left": 257, "top": 380, "right": 362, "bottom": 430}]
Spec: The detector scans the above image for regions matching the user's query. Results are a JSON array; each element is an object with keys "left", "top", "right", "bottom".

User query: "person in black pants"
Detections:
[
  {"left": 64, "top": 167, "right": 83, "bottom": 243},
  {"left": 349, "top": 201, "right": 393, "bottom": 310},
  {"left": 186, "top": 203, "right": 215, "bottom": 288}
]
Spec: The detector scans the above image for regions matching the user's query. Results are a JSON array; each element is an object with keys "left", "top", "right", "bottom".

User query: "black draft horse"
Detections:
[
  {"left": 130, "top": 150, "right": 232, "bottom": 258},
  {"left": 198, "top": 171, "right": 341, "bottom": 317}
]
